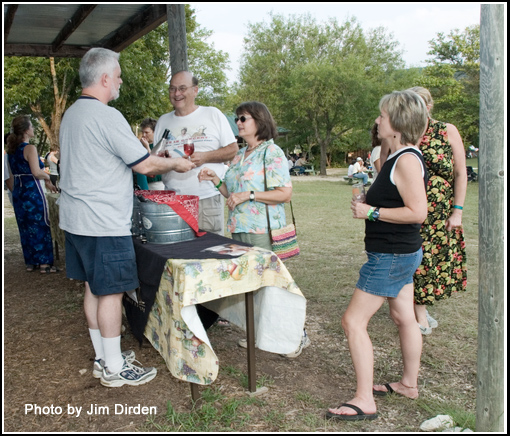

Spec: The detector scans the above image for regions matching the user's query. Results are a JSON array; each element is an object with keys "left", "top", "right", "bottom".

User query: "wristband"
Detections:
[
  {"left": 215, "top": 180, "right": 223, "bottom": 189},
  {"left": 367, "top": 207, "right": 375, "bottom": 221},
  {"left": 453, "top": 205, "right": 463, "bottom": 210}
]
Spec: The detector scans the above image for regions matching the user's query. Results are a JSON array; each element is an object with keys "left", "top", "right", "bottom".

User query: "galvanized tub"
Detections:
[
  {"left": 138, "top": 199, "right": 196, "bottom": 244},
  {"left": 131, "top": 195, "right": 143, "bottom": 236}
]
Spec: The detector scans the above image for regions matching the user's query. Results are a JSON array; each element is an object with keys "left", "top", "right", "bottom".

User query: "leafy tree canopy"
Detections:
[
  {"left": 236, "top": 13, "right": 417, "bottom": 173},
  {"left": 418, "top": 25, "right": 480, "bottom": 147}
]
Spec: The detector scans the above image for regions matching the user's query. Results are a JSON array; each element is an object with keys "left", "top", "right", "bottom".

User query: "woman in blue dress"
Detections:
[{"left": 6, "top": 115, "right": 58, "bottom": 273}]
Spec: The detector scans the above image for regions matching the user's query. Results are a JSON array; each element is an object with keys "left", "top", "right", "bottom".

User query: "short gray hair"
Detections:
[
  {"left": 79, "top": 48, "right": 120, "bottom": 88},
  {"left": 379, "top": 90, "right": 428, "bottom": 146}
]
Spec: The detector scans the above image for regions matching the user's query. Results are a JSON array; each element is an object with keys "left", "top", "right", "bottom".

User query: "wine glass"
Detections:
[{"left": 183, "top": 139, "right": 194, "bottom": 159}]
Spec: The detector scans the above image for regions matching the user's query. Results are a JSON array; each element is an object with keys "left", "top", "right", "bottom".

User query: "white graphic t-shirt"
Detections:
[{"left": 154, "top": 106, "right": 236, "bottom": 199}]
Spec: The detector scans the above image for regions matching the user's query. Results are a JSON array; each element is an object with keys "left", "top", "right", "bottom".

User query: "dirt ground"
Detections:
[
  {"left": 2, "top": 177, "right": 477, "bottom": 432},
  {"left": 2, "top": 225, "right": 342, "bottom": 432},
  {"left": 2, "top": 182, "right": 338, "bottom": 433}
]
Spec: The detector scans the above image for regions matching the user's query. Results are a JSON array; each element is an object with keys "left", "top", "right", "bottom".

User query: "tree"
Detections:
[
  {"left": 3, "top": 5, "right": 230, "bottom": 152},
  {"left": 4, "top": 56, "right": 80, "bottom": 153},
  {"left": 237, "top": 14, "right": 415, "bottom": 174},
  {"left": 419, "top": 25, "right": 480, "bottom": 147},
  {"left": 112, "top": 7, "right": 231, "bottom": 122}
]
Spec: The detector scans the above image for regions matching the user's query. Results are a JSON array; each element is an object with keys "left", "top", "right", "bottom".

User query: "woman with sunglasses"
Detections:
[{"left": 198, "top": 101, "right": 310, "bottom": 358}]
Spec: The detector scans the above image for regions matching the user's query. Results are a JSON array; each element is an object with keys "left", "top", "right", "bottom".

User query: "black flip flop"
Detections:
[
  {"left": 373, "top": 383, "right": 395, "bottom": 396},
  {"left": 326, "top": 403, "right": 378, "bottom": 421}
]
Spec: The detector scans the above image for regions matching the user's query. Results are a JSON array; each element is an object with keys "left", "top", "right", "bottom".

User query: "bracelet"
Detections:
[
  {"left": 453, "top": 205, "right": 463, "bottom": 210},
  {"left": 367, "top": 207, "right": 375, "bottom": 221},
  {"left": 215, "top": 180, "right": 223, "bottom": 189}
]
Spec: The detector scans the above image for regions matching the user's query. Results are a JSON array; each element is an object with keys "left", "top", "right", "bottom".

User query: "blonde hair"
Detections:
[
  {"left": 379, "top": 90, "right": 428, "bottom": 146},
  {"left": 409, "top": 86, "right": 433, "bottom": 111}
]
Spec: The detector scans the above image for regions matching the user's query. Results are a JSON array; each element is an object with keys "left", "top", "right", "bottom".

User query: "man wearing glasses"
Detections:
[{"left": 154, "top": 71, "right": 238, "bottom": 235}]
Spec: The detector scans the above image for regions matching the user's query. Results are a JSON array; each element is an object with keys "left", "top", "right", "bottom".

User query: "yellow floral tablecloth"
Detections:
[{"left": 143, "top": 247, "right": 306, "bottom": 385}]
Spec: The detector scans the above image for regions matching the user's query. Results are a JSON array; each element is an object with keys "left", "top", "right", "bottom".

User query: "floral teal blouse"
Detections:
[{"left": 225, "top": 139, "right": 292, "bottom": 234}]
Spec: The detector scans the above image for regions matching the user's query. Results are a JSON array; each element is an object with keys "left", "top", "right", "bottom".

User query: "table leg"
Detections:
[
  {"left": 190, "top": 382, "right": 200, "bottom": 403},
  {"left": 245, "top": 291, "right": 256, "bottom": 392}
]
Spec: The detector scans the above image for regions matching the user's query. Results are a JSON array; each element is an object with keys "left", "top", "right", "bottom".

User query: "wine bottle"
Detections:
[{"left": 151, "top": 129, "right": 171, "bottom": 156}]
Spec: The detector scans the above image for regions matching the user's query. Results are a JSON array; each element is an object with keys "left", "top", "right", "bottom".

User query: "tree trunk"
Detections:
[{"left": 31, "top": 57, "right": 67, "bottom": 151}]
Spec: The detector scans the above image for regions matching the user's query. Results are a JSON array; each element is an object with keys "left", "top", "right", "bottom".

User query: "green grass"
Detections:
[
  {"left": 3, "top": 176, "right": 480, "bottom": 432},
  {"left": 136, "top": 177, "right": 479, "bottom": 432},
  {"left": 139, "top": 387, "right": 259, "bottom": 432}
]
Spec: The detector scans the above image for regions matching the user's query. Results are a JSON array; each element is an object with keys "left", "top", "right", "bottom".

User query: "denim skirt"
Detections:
[{"left": 356, "top": 248, "right": 423, "bottom": 298}]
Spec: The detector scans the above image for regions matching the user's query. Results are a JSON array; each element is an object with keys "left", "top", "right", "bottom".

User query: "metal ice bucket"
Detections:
[{"left": 138, "top": 199, "right": 196, "bottom": 244}]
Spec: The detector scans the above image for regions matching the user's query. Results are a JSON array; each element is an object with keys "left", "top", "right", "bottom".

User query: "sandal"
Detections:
[
  {"left": 216, "top": 318, "right": 230, "bottom": 327},
  {"left": 326, "top": 403, "right": 378, "bottom": 421},
  {"left": 373, "top": 382, "right": 418, "bottom": 399},
  {"left": 26, "top": 265, "right": 36, "bottom": 272},
  {"left": 40, "top": 266, "right": 59, "bottom": 274}
]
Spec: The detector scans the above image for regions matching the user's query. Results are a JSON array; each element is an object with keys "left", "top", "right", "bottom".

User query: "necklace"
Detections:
[
  {"left": 80, "top": 93, "right": 99, "bottom": 100},
  {"left": 246, "top": 141, "right": 264, "bottom": 152}
]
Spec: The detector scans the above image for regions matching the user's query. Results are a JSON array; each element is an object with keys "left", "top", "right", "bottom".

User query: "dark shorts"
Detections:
[
  {"left": 65, "top": 232, "right": 139, "bottom": 296},
  {"left": 356, "top": 248, "right": 423, "bottom": 298}
]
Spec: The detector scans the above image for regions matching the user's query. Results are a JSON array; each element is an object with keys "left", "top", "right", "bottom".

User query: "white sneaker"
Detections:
[
  {"left": 280, "top": 330, "right": 311, "bottom": 358},
  {"left": 426, "top": 311, "right": 438, "bottom": 328},
  {"left": 92, "top": 350, "right": 136, "bottom": 378},
  {"left": 100, "top": 359, "right": 157, "bottom": 388},
  {"left": 237, "top": 338, "right": 249, "bottom": 348}
]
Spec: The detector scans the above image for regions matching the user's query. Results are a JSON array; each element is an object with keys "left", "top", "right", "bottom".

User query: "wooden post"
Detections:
[
  {"left": 167, "top": 4, "right": 188, "bottom": 74},
  {"left": 476, "top": 4, "right": 505, "bottom": 432}
]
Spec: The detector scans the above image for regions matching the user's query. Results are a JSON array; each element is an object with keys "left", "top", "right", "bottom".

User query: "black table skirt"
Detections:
[{"left": 124, "top": 233, "right": 252, "bottom": 343}]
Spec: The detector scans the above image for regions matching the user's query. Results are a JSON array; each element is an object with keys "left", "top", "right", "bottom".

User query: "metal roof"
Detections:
[{"left": 3, "top": 4, "right": 168, "bottom": 57}]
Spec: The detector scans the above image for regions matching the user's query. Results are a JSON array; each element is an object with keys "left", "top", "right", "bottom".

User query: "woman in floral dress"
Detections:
[
  {"left": 410, "top": 87, "right": 468, "bottom": 334},
  {"left": 6, "top": 115, "right": 58, "bottom": 273},
  {"left": 198, "top": 101, "right": 310, "bottom": 358}
]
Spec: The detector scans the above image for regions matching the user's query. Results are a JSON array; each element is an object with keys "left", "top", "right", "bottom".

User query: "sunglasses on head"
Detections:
[{"left": 235, "top": 116, "right": 252, "bottom": 123}]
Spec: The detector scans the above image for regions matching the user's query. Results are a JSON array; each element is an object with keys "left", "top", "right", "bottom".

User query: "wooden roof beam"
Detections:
[
  {"left": 51, "top": 4, "right": 97, "bottom": 52},
  {"left": 98, "top": 4, "right": 167, "bottom": 52},
  {"left": 4, "top": 43, "right": 90, "bottom": 58}
]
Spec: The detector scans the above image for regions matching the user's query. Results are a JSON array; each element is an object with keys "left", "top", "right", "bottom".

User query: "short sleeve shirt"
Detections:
[
  {"left": 58, "top": 97, "right": 149, "bottom": 236},
  {"left": 225, "top": 139, "right": 291, "bottom": 234}
]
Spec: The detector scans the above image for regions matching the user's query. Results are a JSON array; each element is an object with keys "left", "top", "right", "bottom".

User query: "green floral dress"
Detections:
[{"left": 414, "top": 119, "right": 467, "bottom": 305}]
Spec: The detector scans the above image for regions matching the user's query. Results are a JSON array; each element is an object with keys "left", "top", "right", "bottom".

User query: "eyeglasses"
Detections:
[
  {"left": 169, "top": 85, "right": 196, "bottom": 94},
  {"left": 235, "top": 116, "right": 253, "bottom": 123}
]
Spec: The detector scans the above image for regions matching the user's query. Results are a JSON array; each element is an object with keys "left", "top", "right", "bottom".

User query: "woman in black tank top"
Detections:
[{"left": 327, "top": 90, "right": 429, "bottom": 421}]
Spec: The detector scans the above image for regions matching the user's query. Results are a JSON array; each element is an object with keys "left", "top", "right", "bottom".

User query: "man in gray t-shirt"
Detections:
[{"left": 59, "top": 48, "right": 194, "bottom": 388}]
